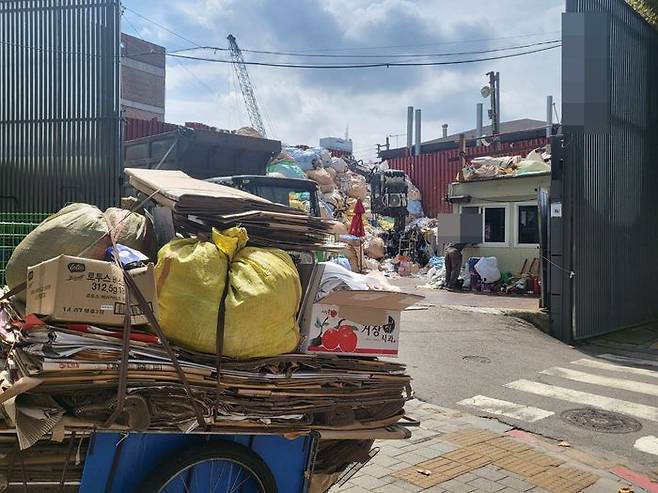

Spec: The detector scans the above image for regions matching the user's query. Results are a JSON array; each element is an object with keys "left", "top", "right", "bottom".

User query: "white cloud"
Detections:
[{"left": 124, "top": 0, "right": 563, "bottom": 157}]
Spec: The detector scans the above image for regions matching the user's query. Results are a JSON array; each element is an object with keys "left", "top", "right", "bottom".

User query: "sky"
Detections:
[{"left": 123, "top": 0, "right": 563, "bottom": 161}]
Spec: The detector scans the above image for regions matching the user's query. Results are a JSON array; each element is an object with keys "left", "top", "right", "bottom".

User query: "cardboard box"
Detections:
[
  {"left": 26, "top": 255, "right": 158, "bottom": 326},
  {"left": 301, "top": 290, "right": 423, "bottom": 357}
]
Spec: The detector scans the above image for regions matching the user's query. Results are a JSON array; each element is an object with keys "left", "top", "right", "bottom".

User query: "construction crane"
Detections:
[{"left": 227, "top": 34, "right": 267, "bottom": 137}]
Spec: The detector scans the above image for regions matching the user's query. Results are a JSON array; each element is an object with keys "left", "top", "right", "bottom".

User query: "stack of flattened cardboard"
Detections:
[
  {"left": 0, "top": 305, "right": 412, "bottom": 448},
  {"left": 125, "top": 168, "right": 342, "bottom": 251}
]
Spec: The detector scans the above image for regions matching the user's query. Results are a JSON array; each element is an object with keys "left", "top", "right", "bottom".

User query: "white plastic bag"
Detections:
[{"left": 474, "top": 257, "right": 501, "bottom": 283}]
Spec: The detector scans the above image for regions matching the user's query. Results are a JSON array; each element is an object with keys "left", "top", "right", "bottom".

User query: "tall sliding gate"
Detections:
[
  {"left": 0, "top": 0, "right": 122, "bottom": 213},
  {"left": 550, "top": 0, "right": 658, "bottom": 341}
]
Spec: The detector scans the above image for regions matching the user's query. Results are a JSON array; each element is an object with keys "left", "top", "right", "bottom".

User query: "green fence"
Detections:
[{"left": 0, "top": 213, "right": 50, "bottom": 286}]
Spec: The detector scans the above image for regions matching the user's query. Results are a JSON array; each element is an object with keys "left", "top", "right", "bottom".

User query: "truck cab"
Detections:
[{"left": 206, "top": 175, "right": 322, "bottom": 218}]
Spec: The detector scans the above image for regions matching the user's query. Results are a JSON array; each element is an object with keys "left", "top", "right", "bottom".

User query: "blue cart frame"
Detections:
[{"left": 79, "top": 431, "right": 317, "bottom": 493}]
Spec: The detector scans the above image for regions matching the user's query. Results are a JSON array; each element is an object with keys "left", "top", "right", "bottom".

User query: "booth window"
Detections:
[
  {"left": 517, "top": 205, "right": 539, "bottom": 244},
  {"left": 484, "top": 207, "right": 506, "bottom": 243}
]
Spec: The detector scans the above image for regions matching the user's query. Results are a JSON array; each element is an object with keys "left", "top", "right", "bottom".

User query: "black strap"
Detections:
[
  {"left": 103, "top": 434, "right": 126, "bottom": 493},
  {"left": 215, "top": 267, "right": 231, "bottom": 408},
  {"left": 123, "top": 273, "right": 207, "bottom": 429},
  {"left": 101, "top": 214, "right": 206, "bottom": 430},
  {"left": 58, "top": 431, "right": 76, "bottom": 491},
  {"left": 103, "top": 215, "right": 133, "bottom": 428},
  {"left": 0, "top": 281, "right": 26, "bottom": 301}
]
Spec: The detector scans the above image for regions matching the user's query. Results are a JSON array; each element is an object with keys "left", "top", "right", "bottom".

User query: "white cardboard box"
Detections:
[
  {"left": 26, "top": 255, "right": 158, "bottom": 326},
  {"left": 301, "top": 290, "right": 423, "bottom": 357}
]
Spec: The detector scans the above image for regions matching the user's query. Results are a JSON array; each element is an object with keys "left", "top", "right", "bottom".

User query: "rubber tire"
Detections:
[{"left": 139, "top": 441, "right": 278, "bottom": 493}]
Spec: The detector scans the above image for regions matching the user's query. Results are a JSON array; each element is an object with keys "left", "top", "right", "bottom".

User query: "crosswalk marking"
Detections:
[
  {"left": 572, "top": 358, "right": 658, "bottom": 379},
  {"left": 457, "top": 395, "right": 554, "bottom": 422},
  {"left": 504, "top": 379, "right": 658, "bottom": 422},
  {"left": 541, "top": 366, "right": 658, "bottom": 397},
  {"left": 598, "top": 353, "right": 658, "bottom": 369},
  {"left": 634, "top": 436, "right": 658, "bottom": 457}
]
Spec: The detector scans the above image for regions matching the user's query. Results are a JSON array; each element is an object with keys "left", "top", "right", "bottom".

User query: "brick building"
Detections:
[{"left": 121, "top": 33, "right": 165, "bottom": 121}]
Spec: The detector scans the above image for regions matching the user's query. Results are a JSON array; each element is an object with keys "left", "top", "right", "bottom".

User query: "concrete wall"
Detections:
[{"left": 449, "top": 173, "right": 550, "bottom": 274}]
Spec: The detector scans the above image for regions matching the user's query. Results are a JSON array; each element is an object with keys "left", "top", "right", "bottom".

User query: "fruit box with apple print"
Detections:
[{"left": 300, "top": 290, "right": 423, "bottom": 357}]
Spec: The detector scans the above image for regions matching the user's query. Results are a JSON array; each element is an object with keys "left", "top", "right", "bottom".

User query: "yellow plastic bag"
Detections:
[{"left": 154, "top": 228, "right": 301, "bottom": 358}]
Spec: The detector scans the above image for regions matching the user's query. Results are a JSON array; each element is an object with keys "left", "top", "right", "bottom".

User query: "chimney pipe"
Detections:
[
  {"left": 546, "top": 95, "right": 553, "bottom": 138},
  {"left": 476, "top": 102, "right": 483, "bottom": 144},
  {"left": 442, "top": 123, "right": 448, "bottom": 138},
  {"left": 414, "top": 109, "right": 421, "bottom": 156},
  {"left": 406, "top": 106, "right": 414, "bottom": 151}
]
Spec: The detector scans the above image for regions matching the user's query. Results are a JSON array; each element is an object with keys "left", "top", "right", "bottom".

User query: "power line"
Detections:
[
  {"left": 270, "top": 30, "right": 563, "bottom": 53},
  {"left": 167, "top": 44, "right": 560, "bottom": 69},
  {"left": 170, "top": 39, "right": 560, "bottom": 59},
  {"left": 123, "top": 6, "right": 201, "bottom": 48}
]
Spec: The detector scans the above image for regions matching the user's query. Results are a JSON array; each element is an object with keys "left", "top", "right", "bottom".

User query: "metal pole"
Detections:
[
  {"left": 476, "top": 103, "right": 483, "bottom": 145},
  {"left": 414, "top": 108, "right": 421, "bottom": 156},
  {"left": 406, "top": 106, "right": 414, "bottom": 152},
  {"left": 546, "top": 95, "right": 554, "bottom": 138},
  {"left": 495, "top": 71, "right": 501, "bottom": 131},
  {"left": 457, "top": 134, "right": 466, "bottom": 182},
  {"left": 385, "top": 136, "right": 390, "bottom": 150}
]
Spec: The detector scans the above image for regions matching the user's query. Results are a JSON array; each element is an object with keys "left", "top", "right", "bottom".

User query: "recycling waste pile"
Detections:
[
  {"left": 458, "top": 147, "right": 551, "bottom": 182},
  {"left": 0, "top": 169, "right": 422, "bottom": 489},
  {"left": 269, "top": 144, "right": 548, "bottom": 297},
  {"left": 267, "top": 146, "right": 438, "bottom": 278}
]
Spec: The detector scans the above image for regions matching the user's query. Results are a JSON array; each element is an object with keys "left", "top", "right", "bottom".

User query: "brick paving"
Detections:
[{"left": 332, "top": 399, "right": 651, "bottom": 493}]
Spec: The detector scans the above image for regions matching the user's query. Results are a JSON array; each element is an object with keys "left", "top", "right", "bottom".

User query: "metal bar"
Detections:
[
  {"left": 546, "top": 95, "right": 553, "bottom": 138},
  {"left": 406, "top": 106, "right": 413, "bottom": 151},
  {"left": 414, "top": 108, "right": 421, "bottom": 156},
  {"left": 476, "top": 103, "right": 483, "bottom": 144}
]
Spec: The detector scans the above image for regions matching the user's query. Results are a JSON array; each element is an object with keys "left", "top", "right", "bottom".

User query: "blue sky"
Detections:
[{"left": 122, "top": 0, "right": 562, "bottom": 160}]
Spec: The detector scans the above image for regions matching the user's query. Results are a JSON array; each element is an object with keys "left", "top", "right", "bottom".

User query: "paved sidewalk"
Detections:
[{"left": 334, "top": 400, "right": 657, "bottom": 493}]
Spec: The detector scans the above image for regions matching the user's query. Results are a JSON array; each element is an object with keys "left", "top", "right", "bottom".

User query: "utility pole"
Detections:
[{"left": 485, "top": 71, "right": 500, "bottom": 138}]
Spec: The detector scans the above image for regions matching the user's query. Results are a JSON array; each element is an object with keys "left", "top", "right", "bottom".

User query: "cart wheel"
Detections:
[{"left": 139, "top": 441, "right": 278, "bottom": 493}]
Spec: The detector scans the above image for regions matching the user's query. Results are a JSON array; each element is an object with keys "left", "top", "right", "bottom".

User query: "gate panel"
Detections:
[
  {"left": 0, "top": 0, "right": 122, "bottom": 213},
  {"left": 559, "top": 0, "right": 658, "bottom": 340}
]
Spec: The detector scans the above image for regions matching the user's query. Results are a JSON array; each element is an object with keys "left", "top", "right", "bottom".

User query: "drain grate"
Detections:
[
  {"left": 462, "top": 355, "right": 491, "bottom": 364},
  {"left": 561, "top": 408, "right": 642, "bottom": 434}
]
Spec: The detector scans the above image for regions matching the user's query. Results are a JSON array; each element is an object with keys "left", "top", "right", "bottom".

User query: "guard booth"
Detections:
[{"left": 549, "top": 0, "right": 658, "bottom": 342}]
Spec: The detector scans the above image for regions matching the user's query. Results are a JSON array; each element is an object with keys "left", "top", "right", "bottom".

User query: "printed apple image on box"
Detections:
[{"left": 301, "top": 290, "right": 423, "bottom": 357}]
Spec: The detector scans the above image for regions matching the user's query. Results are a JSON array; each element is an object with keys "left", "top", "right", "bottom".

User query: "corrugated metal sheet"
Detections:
[
  {"left": 555, "top": 0, "right": 658, "bottom": 341},
  {"left": 0, "top": 0, "right": 122, "bottom": 212},
  {"left": 124, "top": 117, "right": 178, "bottom": 141},
  {"left": 388, "top": 137, "right": 548, "bottom": 217}
]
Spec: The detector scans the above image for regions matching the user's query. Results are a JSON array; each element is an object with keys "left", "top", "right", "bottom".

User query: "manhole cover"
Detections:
[
  {"left": 561, "top": 408, "right": 642, "bottom": 434},
  {"left": 462, "top": 355, "right": 491, "bottom": 364}
]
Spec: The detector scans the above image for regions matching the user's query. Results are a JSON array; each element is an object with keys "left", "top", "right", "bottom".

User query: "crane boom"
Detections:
[{"left": 227, "top": 34, "right": 267, "bottom": 137}]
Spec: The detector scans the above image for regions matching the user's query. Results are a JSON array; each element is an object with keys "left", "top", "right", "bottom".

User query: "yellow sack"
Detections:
[{"left": 155, "top": 227, "right": 301, "bottom": 358}]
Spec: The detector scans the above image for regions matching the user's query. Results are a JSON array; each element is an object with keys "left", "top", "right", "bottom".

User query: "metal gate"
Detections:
[
  {"left": 0, "top": 0, "right": 122, "bottom": 213},
  {"left": 552, "top": 0, "right": 658, "bottom": 341}
]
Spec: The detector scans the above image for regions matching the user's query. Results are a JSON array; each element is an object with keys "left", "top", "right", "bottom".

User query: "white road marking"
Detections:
[
  {"left": 634, "top": 436, "right": 658, "bottom": 456},
  {"left": 541, "top": 367, "right": 658, "bottom": 397},
  {"left": 598, "top": 353, "right": 658, "bottom": 369},
  {"left": 458, "top": 395, "right": 554, "bottom": 423},
  {"left": 504, "top": 379, "right": 658, "bottom": 422},
  {"left": 572, "top": 358, "right": 658, "bottom": 379}
]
